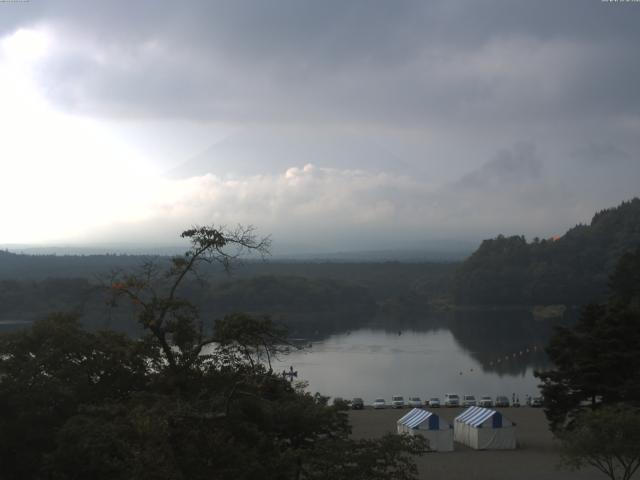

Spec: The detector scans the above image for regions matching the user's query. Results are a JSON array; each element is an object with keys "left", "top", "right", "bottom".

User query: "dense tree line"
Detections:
[
  {"left": 0, "top": 277, "right": 96, "bottom": 321},
  {"left": 0, "top": 275, "right": 376, "bottom": 335},
  {"left": 535, "top": 248, "right": 640, "bottom": 480},
  {"left": 0, "top": 312, "right": 425, "bottom": 480},
  {"left": 0, "top": 250, "right": 145, "bottom": 280},
  {"left": 202, "top": 275, "right": 376, "bottom": 315},
  {"left": 0, "top": 260, "right": 455, "bottom": 335},
  {"left": 0, "top": 249, "right": 456, "bottom": 295},
  {"left": 453, "top": 198, "right": 640, "bottom": 306},
  {"left": 536, "top": 247, "right": 640, "bottom": 431},
  {"left": 0, "top": 226, "right": 426, "bottom": 480}
]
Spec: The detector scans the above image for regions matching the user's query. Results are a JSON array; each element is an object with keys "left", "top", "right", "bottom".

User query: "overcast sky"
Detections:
[{"left": 0, "top": 0, "right": 638, "bottom": 253}]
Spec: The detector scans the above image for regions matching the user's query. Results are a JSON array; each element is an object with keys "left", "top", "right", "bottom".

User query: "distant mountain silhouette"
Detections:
[{"left": 169, "top": 128, "right": 410, "bottom": 178}]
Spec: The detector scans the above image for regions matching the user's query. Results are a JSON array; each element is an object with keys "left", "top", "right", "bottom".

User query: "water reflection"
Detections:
[
  {"left": 447, "top": 310, "right": 559, "bottom": 376},
  {"left": 0, "top": 309, "right": 566, "bottom": 403},
  {"left": 276, "top": 310, "right": 566, "bottom": 402}
]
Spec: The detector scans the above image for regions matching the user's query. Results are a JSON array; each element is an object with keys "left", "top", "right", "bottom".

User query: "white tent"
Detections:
[
  {"left": 396, "top": 408, "right": 454, "bottom": 452},
  {"left": 454, "top": 406, "right": 516, "bottom": 450}
]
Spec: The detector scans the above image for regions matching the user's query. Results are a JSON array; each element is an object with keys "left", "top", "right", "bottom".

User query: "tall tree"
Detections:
[
  {"left": 0, "top": 225, "right": 427, "bottom": 480},
  {"left": 559, "top": 405, "right": 640, "bottom": 480},
  {"left": 108, "top": 224, "right": 271, "bottom": 372},
  {"left": 536, "top": 247, "right": 640, "bottom": 432}
]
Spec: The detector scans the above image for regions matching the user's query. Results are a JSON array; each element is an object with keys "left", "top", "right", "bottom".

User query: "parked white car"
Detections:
[
  {"left": 444, "top": 393, "right": 460, "bottom": 407},
  {"left": 391, "top": 395, "right": 405, "bottom": 408},
  {"left": 408, "top": 396, "right": 422, "bottom": 408},
  {"left": 428, "top": 397, "right": 441, "bottom": 408},
  {"left": 462, "top": 395, "right": 477, "bottom": 407},
  {"left": 479, "top": 396, "right": 493, "bottom": 407},
  {"left": 372, "top": 398, "right": 386, "bottom": 409}
]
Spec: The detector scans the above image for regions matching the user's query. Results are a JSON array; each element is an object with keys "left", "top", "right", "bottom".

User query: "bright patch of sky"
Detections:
[{"left": 0, "top": 28, "right": 149, "bottom": 242}]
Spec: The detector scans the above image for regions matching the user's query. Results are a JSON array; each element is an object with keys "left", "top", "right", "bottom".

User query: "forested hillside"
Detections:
[
  {"left": 8, "top": 198, "right": 637, "bottom": 318},
  {"left": 0, "top": 250, "right": 143, "bottom": 279},
  {"left": 453, "top": 198, "right": 640, "bottom": 306},
  {"left": 0, "top": 255, "right": 455, "bottom": 336},
  {"left": 202, "top": 276, "right": 375, "bottom": 315}
]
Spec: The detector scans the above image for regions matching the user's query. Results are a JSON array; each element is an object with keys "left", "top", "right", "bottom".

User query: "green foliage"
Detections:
[
  {"left": 107, "top": 225, "right": 272, "bottom": 371},
  {"left": 0, "top": 313, "right": 156, "bottom": 479},
  {"left": 536, "top": 247, "right": 640, "bottom": 432},
  {"left": 0, "top": 313, "right": 425, "bottom": 480},
  {"left": 0, "top": 253, "right": 456, "bottom": 337},
  {"left": 205, "top": 275, "right": 377, "bottom": 316},
  {"left": 0, "top": 277, "right": 94, "bottom": 320},
  {"left": 454, "top": 198, "right": 640, "bottom": 306},
  {"left": 0, "top": 225, "right": 425, "bottom": 480},
  {"left": 559, "top": 405, "right": 640, "bottom": 480},
  {"left": 609, "top": 248, "right": 640, "bottom": 312}
]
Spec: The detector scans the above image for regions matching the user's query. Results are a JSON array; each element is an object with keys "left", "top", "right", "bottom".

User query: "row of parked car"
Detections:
[{"left": 349, "top": 394, "right": 543, "bottom": 409}]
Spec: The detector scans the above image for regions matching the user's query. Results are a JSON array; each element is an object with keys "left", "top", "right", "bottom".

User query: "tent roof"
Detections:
[
  {"left": 397, "top": 408, "right": 436, "bottom": 429},
  {"left": 455, "top": 406, "right": 503, "bottom": 428}
]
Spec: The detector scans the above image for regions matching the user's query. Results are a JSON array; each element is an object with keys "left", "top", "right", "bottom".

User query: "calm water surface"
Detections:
[
  {"left": 276, "top": 314, "right": 557, "bottom": 404},
  {"left": 0, "top": 311, "right": 560, "bottom": 404}
]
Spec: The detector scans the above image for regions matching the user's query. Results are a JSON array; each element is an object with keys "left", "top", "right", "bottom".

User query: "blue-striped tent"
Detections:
[
  {"left": 397, "top": 408, "right": 453, "bottom": 451},
  {"left": 454, "top": 406, "right": 516, "bottom": 450}
]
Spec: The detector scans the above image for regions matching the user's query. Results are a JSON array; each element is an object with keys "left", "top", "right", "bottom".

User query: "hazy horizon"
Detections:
[{"left": 0, "top": 236, "right": 478, "bottom": 260}]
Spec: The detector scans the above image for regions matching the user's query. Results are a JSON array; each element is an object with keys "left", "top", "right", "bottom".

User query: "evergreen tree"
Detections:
[{"left": 536, "top": 247, "right": 640, "bottom": 432}]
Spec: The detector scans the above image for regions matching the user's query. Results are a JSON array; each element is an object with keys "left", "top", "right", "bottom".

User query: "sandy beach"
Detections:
[{"left": 349, "top": 407, "right": 604, "bottom": 480}]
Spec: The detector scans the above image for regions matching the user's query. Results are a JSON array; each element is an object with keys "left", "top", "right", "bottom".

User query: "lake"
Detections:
[
  {"left": 0, "top": 309, "right": 565, "bottom": 405},
  {"left": 276, "top": 311, "right": 562, "bottom": 404}
]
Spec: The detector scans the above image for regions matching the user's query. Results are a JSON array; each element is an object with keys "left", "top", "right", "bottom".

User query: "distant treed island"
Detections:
[{"left": 1, "top": 198, "right": 640, "bottom": 335}]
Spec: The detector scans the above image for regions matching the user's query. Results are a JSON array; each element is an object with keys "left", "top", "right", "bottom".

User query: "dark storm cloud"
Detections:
[{"left": 3, "top": 0, "right": 639, "bottom": 125}]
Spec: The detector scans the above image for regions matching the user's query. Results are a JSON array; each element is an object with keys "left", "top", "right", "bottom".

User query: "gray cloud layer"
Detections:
[
  {"left": 4, "top": 0, "right": 638, "bottom": 127},
  {"left": 2, "top": 0, "right": 639, "bottom": 249}
]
